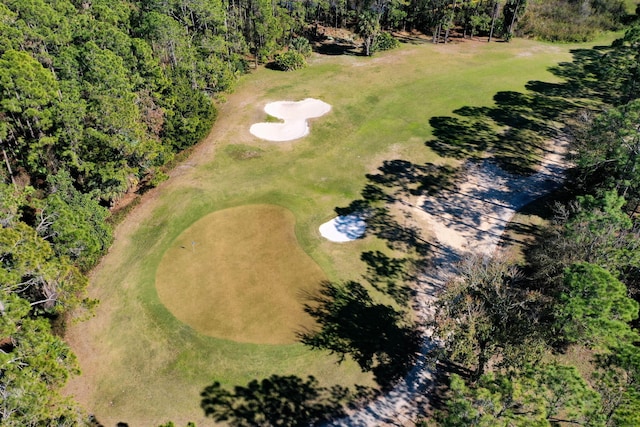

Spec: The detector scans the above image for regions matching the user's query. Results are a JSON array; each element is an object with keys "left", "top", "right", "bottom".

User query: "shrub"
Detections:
[
  {"left": 289, "top": 36, "right": 312, "bottom": 57},
  {"left": 518, "top": 0, "right": 626, "bottom": 42},
  {"left": 373, "top": 32, "right": 400, "bottom": 52},
  {"left": 274, "top": 50, "right": 306, "bottom": 71}
]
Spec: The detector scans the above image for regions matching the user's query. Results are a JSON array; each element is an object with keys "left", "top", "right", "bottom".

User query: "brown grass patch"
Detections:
[{"left": 155, "top": 204, "right": 326, "bottom": 344}]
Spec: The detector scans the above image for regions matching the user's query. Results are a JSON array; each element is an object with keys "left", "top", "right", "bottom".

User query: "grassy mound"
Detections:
[{"left": 155, "top": 204, "right": 325, "bottom": 344}]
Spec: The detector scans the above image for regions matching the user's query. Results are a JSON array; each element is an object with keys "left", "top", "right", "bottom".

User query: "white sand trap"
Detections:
[
  {"left": 319, "top": 214, "right": 366, "bottom": 242},
  {"left": 250, "top": 98, "right": 331, "bottom": 142}
]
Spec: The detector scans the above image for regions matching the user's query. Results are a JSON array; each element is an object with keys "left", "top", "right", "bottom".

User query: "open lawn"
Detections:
[
  {"left": 64, "top": 35, "right": 617, "bottom": 425},
  {"left": 156, "top": 204, "right": 326, "bottom": 344}
]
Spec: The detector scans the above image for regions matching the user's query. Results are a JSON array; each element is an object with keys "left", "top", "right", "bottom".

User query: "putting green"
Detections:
[{"left": 155, "top": 204, "right": 326, "bottom": 344}]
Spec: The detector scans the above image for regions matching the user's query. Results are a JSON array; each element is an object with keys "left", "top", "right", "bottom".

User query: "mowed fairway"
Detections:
[
  {"left": 64, "top": 36, "right": 615, "bottom": 425},
  {"left": 156, "top": 204, "right": 325, "bottom": 344}
]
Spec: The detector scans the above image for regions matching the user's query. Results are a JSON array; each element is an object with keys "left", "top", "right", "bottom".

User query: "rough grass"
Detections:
[
  {"left": 625, "top": 0, "right": 638, "bottom": 13},
  {"left": 156, "top": 204, "right": 326, "bottom": 344},
  {"left": 63, "top": 37, "right": 615, "bottom": 425}
]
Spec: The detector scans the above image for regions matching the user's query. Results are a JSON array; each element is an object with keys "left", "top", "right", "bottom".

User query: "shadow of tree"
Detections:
[
  {"left": 427, "top": 89, "right": 576, "bottom": 175},
  {"left": 395, "top": 32, "right": 432, "bottom": 45},
  {"left": 299, "top": 281, "right": 422, "bottom": 389},
  {"left": 426, "top": 39, "right": 632, "bottom": 175},
  {"left": 200, "top": 375, "right": 376, "bottom": 426},
  {"left": 366, "top": 160, "right": 459, "bottom": 197},
  {"left": 338, "top": 160, "right": 459, "bottom": 255},
  {"left": 526, "top": 31, "right": 640, "bottom": 106},
  {"left": 329, "top": 161, "right": 460, "bottom": 309},
  {"left": 526, "top": 45, "right": 621, "bottom": 105},
  {"left": 360, "top": 250, "right": 413, "bottom": 305},
  {"left": 428, "top": 115, "right": 497, "bottom": 160},
  {"left": 315, "top": 42, "right": 360, "bottom": 56}
]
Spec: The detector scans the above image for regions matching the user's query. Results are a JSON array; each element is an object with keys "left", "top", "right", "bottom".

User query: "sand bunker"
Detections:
[
  {"left": 250, "top": 98, "right": 331, "bottom": 142},
  {"left": 319, "top": 214, "right": 366, "bottom": 242}
]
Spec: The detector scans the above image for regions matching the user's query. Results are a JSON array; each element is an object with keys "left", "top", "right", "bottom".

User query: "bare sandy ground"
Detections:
[
  {"left": 249, "top": 98, "right": 331, "bottom": 142},
  {"left": 325, "top": 136, "right": 569, "bottom": 426}
]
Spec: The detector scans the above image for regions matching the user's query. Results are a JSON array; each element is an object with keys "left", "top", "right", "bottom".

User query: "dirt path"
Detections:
[{"left": 325, "top": 136, "right": 569, "bottom": 426}]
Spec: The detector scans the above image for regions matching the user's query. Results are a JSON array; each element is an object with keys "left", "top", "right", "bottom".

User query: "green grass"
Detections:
[
  {"left": 65, "top": 37, "right": 613, "bottom": 425},
  {"left": 156, "top": 204, "right": 326, "bottom": 344}
]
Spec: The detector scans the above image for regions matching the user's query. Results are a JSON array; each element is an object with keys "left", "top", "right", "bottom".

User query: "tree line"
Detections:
[
  {"left": 0, "top": 0, "right": 633, "bottom": 203},
  {"left": 426, "top": 24, "right": 640, "bottom": 427}
]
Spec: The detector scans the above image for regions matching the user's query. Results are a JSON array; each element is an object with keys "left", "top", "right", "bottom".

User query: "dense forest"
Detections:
[
  {"left": 0, "top": 0, "right": 639, "bottom": 424},
  {"left": 425, "top": 23, "right": 640, "bottom": 427}
]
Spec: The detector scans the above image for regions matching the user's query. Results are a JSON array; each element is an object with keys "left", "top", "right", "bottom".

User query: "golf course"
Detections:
[{"left": 63, "top": 35, "right": 614, "bottom": 425}]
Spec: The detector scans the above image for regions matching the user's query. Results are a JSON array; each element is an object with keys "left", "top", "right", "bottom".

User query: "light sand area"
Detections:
[
  {"left": 250, "top": 98, "right": 331, "bottom": 142},
  {"left": 319, "top": 214, "right": 367, "bottom": 242},
  {"left": 325, "top": 136, "right": 570, "bottom": 426}
]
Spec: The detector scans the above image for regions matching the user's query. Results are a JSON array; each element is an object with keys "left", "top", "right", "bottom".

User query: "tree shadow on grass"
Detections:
[
  {"left": 200, "top": 375, "right": 376, "bottom": 426},
  {"left": 527, "top": 45, "right": 623, "bottom": 105},
  {"left": 360, "top": 250, "right": 413, "bottom": 305},
  {"left": 299, "top": 281, "right": 422, "bottom": 390},
  {"left": 315, "top": 42, "right": 360, "bottom": 56},
  {"left": 427, "top": 89, "right": 575, "bottom": 175},
  {"left": 338, "top": 160, "right": 459, "bottom": 253},
  {"left": 394, "top": 32, "right": 432, "bottom": 45},
  {"left": 331, "top": 160, "right": 460, "bottom": 306},
  {"left": 526, "top": 31, "right": 640, "bottom": 106},
  {"left": 426, "top": 39, "right": 633, "bottom": 177}
]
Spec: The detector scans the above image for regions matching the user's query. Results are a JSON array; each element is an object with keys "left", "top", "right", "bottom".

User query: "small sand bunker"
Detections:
[
  {"left": 319, "top": 214, "right": 366, "bottom": 242},
  {"left": 250, "top": 98, "right": 331, "bottom": 142}
]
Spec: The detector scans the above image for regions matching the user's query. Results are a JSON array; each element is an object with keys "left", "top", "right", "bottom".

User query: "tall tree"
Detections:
[
  {"left": 39, "top": 171, "right": 113, "bottom": 271},
  {"left": 430, "top": 253, "right": 548, "bottom": 380},
  {"left": 575, "top": 100, "right": 640, "bottom": 208},
  {"left": 0, "top": 49, "right": 59, "bottom": 177},
  {"left": 300, "top": 280, "right": 420, "bottom": 387},
  {"left": 502, "top": 0, "right": 526, "bottom": 40},
  {"left": 487, "top": 0, "right": 499, "bottom": 42},
  {"left": 599, "top": 24, "right": 640, "bottom": 103},
  {"left": 555, "top": 262, "right": 639, "bottom": 348},
  {"left": 593, "top": 342, "right": 640, "bottom": 426},
  {"left": 0, "top": 182, "right": 30, "bottom": 226},
  {"left": 0, "top": 294, "right": 84, "bottom": 425},
  {"left": 437, "top": 364, "right": 604, "bottom": 426},
  {"left": 528, "top": 191, "right": 640, "bottom": 294},
  {"left": 357, "top": 10, "right": 381, "bottom": 56}
]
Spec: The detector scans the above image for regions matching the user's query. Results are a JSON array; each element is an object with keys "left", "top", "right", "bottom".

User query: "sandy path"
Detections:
[{"left": 325, "top": 136, "right": 569, "bottom": 426}]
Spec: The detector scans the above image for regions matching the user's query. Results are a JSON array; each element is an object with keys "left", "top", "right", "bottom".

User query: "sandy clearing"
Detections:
[
  {"left": 250, "top": 98, "right": 331, "bottom": 141},
  {"left": 325, "top": 136, "right": 569, "bottom": 426}
]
